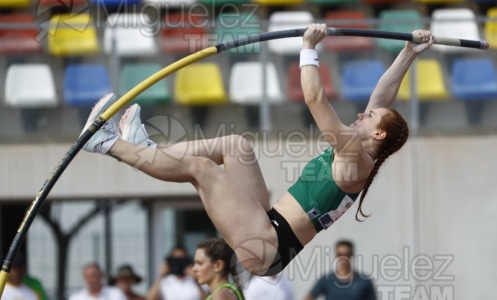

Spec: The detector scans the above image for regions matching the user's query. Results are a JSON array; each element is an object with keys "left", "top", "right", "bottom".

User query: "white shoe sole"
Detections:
[
  {"left": 119, "top": 104, "right": 141, "bottom": 141},
  {"left": 81, "top": 93, "right": 118, "bottom": 153},
  {"left": 119, "top": 104, "right": 155, "bottom": 147},
  {"left": 81, "top": 93, "right": 117, "bottom": 135}
]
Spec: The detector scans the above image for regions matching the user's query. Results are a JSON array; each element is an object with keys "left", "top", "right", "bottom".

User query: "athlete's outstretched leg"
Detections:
[
  {"left": 82, "top": 97, "right": 277, "bottom": 273},
  {"left": 112, "top": 104, "right": 271, "bottom": 210},
  {"left": 82, "top": 97, "right": 270, "bottom": 209}
]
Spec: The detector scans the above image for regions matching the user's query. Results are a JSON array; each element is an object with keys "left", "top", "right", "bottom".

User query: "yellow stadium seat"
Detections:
[
  {"left": 174, "top": 63, "right": 228, "bottom": 105},
  {"left": 48, "top": 14, "right": 99, "bottom": 57},
  {"left": 398, "top": 59, "right": 449, "bottom": 101},
  {"left": 0, "top": 0, "right": 30, "bottom": 8},
  {"left": 485, "top": 8, "right": 497, "bottom": 50}
]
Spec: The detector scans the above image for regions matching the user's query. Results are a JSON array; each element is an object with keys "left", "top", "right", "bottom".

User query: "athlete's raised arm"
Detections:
[{"left": 366, "top": 29, "right": 434, "bottom": 112}]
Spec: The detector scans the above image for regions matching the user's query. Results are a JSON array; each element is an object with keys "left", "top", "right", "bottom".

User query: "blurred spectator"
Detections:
[
  {"left": 23, "top": 274, "right": 48, "bottom": 300},
  {"left": 147, "top": 245, "right": 203, "bottom": 300},
  {"left": 110, "top": 265, "right": 145, "bottom": 300},
  {"left": 2, "top": 254, "right": 38, "bottom": 300},
  {"left": 244, "top": 274, "right": 294, "bottom": 300},
  {"left": 13, "top": 253, "right": 48, "bottom": 300},
  {"left": 192, "top": 237, "right": 243, "bottom": 300},
  {"left": 305, "top": 240, "right": 376, "bottom": 300},
  {"left": 69, "top": 263, "right": 126, "bottom": 300}
]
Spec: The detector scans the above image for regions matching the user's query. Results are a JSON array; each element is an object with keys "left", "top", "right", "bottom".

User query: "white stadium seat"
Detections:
[
  {"left": 430, "top": 8, "right": 480, "bottom": 53},
  {"left": 104, "top": 13, "right": 158, "bottom": 56},
  {"left": 229, "top": 61, "right": 283, "bottom": 104},
  {"left": 5, "top": 64, "right": 57, "bottom": 107},
  {"left": 267, "top": 11, "right": 315, "bottom": 55}
]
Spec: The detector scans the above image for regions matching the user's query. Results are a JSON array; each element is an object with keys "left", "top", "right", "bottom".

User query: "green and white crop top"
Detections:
[{"left": 288, "top": 148, "right": 360, "bottom": 232}]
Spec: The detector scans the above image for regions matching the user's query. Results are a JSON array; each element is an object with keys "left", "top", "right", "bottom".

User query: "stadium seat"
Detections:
[
  {"left": 341, "top": 60, "right": 385, "bottom": 102},
  {"left": 324, "top": 10, "right": 374, "bottom": 52},
  {"left": 430, "top": 8, "right": 480, "bottom": 53},
  {"left": 287, "top": 62, "right": 336, "bottom": 102},
  {"left": 362, "top": 0, "right": 408, "bottom": 3},
  {"left": 160, "top": 13, "right": 208, "bottom": 54},
  {"left": 253, "top": 0, "right": 303, "bottom": 5},
  {"left": 376, "top": 9, "right": 423, "bottom": 54},
  {"left": 174, "top": 63, "right": 228, "bottom": 105},
  {"left": 5, "top": 64, "right": 57, "bottom": 107},
  {"left": 398, "top": 59, "right": 449, "bottom": 101},
  {"left": 5, "top": 64, "right": 58, "bottom": 132},
  {"left": 48, "top": 14, "right": 99, "bottom": 57},
  {"left": 215, "top": 12, "right": 261, "bottom": 54},
  {"left": 142, "top": 0, "right": 196, "bottom": 6},
  {"left": 199, "top": 0, "right": 247, "bottom": 4},
  {"left": 0, "top": 0, "right": 30, "bottom": 8},
  {"left": 451, "top": 58, "right": 497, "bottom": 100},
  {"left": 63, "top": 64, "right": 112, "bottom": 106},
  {"left": 416, "top": 0, "right": 463, "bottom": 3},
  {"left": 0, "top": 14, "right": 41, "bottom": 55},
  {"left": 119, "top": 63, "right": 170, "bottom": 104},
  {"left": 91, "top": 0, "right": 141, "bottom": 8},
  {"left": 310, "top": 0, "right": 357, "bottom": 4},
  {"left": 38, "top": 0, "right": 87, "bottom": 7},
  {"left": 229, "top": 61, "right": 283, "bottom": 104},
  {"left": 484, "top": 8, "right": 497, "bottom": 50},
  {"left": 104, "top": 13, "right": 158, "bottom": 56},
  {"left": 267, "top": 11, "right": 314, "bottom": 55},
  {"left": 451, "top": 50, "right": 497, "bottom": 125}
]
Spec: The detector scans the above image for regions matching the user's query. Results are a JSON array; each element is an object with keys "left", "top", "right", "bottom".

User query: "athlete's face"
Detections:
[
  {"left": 350, "top": 108, "right": 389, "bottom": 141},
  {"left": 193, "top": 248, "right": 217, "bottom": 285}
]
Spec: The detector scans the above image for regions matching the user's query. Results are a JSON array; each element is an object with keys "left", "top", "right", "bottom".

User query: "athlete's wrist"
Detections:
[
  {"left": 302, "top": 41, "right": 317, "bottom": 49},
  {"left": 300, "top": 49, "right": 319, "bottom": 68}
]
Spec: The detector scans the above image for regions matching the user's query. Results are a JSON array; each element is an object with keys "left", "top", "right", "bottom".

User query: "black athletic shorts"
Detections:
[{"left": 263, "top": 208, "right": 304, "bottom": 276}]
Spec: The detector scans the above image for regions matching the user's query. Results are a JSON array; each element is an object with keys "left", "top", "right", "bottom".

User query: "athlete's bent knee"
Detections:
[
  {"left": 189, "top": 157, "right": 218, "bottom": 181},
  {"left": 228, "top": 135, "right": 256, "bottom": 163}
]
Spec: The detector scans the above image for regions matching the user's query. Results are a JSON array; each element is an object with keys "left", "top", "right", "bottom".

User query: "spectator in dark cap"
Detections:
[
  {"left": 111, "top": 265, "right": 145, "bottom": 300},
  {"left": 147, "top": 245, "right": 204, "bottom": 300}
]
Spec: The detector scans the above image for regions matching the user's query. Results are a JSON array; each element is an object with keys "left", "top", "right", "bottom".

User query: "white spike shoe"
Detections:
[
  {"left": 80, "top": 93, "right": 118, "bottom": 154},
  {"left": 119, "top": 104, "right": 156, "bottom": 147}
]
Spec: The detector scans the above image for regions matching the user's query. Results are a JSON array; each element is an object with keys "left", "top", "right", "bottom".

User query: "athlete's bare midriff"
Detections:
[{"left": 272, "top": 192, "right": 317, "bottom": 246}]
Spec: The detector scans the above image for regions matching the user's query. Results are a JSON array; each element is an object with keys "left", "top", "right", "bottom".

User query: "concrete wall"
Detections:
[{"left": 1, "top": 135, "right": 496, "bottom": 299}]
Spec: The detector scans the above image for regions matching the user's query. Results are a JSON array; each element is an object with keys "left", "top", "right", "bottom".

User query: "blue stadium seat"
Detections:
[
  {"left": 341, "top": 60, "right": 385, "bottom": 102},
  {"left": 64, "top": 64, "right": 112, "bottom": 106},
  {"left": 92, "top": 0, "right": 141, "bottom": 7},
  {"left": 451, "top": 58, "right": 497, "bottom": 125},
  {"left": 451, "top": 58, "right": 497, "bottom": 100}
]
